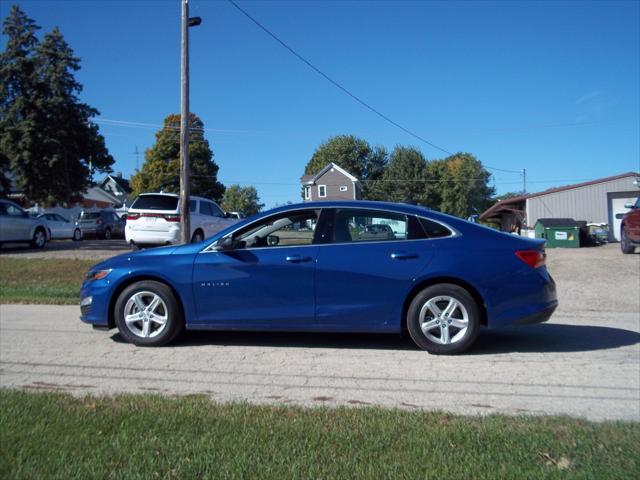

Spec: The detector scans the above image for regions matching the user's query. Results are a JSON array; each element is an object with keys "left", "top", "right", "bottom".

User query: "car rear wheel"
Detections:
[
  {"left": 31, "top": 228, "right": 47, "bottom": 249},
  {"left": 191, "top": 230, "right": 204, "bottom": 243},
  {"left": 407, "top": 284, "right": 481, "bottom": 355},
  {"left": 621, "top": 226, "right": 634, "bottom": 254},
  {"left": 73, "top": 228, "right": 82, "bottom": 241},
  {"left": 114, "top": 281, "right": 183, "bottom": 346}
]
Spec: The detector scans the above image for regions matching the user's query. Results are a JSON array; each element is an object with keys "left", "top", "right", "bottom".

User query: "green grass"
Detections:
[
  {"left": 0, "top": 258, "right": 94, "bottom": 304},
  {"left": 1, "top": 390, "right": 638, "bottom": 479}
]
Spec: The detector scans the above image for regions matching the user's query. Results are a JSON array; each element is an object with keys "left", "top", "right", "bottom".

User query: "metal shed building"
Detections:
[{"left": 480, "top": 172, "right": 640, "bottom": 241}]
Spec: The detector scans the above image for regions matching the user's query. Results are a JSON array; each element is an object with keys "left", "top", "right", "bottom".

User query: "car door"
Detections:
[
  {"left": 314, "top": 208, "right": 433, "bottom": 331},
  {"left": 627, "top": 198, "right": 640, "bottom": 242},
  {"left": 192, "top": 209, "right": 321, "bottom": 329},
  {"left": 5, "top": 203, "right": 32, "bottom": 241},
  {"left": 206, "top": 201, "right": 231, "bottom": 235},
  {"left": 47, "top": 214, "right": 65, "bottom": 238}
]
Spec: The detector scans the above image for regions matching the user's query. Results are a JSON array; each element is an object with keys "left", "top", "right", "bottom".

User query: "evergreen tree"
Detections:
[
  {"left": 0, "top": 5, "right": 40, "bottom": 194},
  {"left": 0, "top": 6, "right": 113, "bottom": 204},
  {"left": 130, "top": 113, "right": 225, "bottom": 202}
]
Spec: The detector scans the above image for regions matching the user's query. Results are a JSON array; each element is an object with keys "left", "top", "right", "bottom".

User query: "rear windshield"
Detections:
[
  {"left": 79, "top": 212, "right": 101, "bottom": 220},
  {"left": 131, "top": 195, "right": 179, "bottom": 211}
]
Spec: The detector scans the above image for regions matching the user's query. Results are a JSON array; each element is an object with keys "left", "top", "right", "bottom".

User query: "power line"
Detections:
[{"left": 226, "top": 0, "right": 453, "bottom": 157}]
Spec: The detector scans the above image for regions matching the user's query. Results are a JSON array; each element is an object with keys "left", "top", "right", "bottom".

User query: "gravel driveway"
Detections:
[{"left": 1, "top": 243, "right": 638, "bottom": 421}]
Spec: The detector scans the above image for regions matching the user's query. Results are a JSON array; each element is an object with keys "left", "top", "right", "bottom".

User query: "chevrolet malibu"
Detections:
[{"left": 80, "top": 201, "right": 558, "bottom": 354}]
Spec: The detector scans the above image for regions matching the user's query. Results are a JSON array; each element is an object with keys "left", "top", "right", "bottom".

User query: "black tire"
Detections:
[
  {"left": 114, "top": 280, "right": 183, "bottom": 346},
  {"left": 73, "top": 228, "right": 82, "bottom": 241},
  {"left": 191, "top": 229, "right": 204, "bottom": 243},
  {"left": 407, "top": 283, "right": 481, "bottom": 355},
  {"left": 103, "top": 228, "right": 112, "bottom": 240},
  {"left": 30, "top": 228, "right": 47, "bottom": 249},
  {"left": 621, "top": 226, "right": 634, "bottom": 254}
]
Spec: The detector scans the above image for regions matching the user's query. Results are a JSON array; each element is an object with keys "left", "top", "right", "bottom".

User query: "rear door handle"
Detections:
[
  {"left": 391, "top": 252, "right": 419, "bottom": 260},
  {"left": 285, "top": 255, "right": 312, "bottom": 263}
]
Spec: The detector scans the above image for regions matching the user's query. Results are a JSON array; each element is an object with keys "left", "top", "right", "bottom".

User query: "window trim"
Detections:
[
  {"left": 304, "top": 186, "right": 311, "bottom": 200},
  {"left": 318, "top": 185, "right": 327, "bottom": 198},
  {"left": 203, "top": 208, "right": 458, "bottom": 252}
]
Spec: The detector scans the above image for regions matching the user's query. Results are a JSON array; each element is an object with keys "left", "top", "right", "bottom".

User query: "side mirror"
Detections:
[
  {"left": 624, "top": 202, "right": 636, "bottom": 209},
  {"left": 216, "top": 236, "right": 235, "bottom": 250},
  {"left": 267, "top": 235, "right": 280, "bottom": 246}
]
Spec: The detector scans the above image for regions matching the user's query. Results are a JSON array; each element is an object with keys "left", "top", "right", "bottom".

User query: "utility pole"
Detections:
[
  {"left": 179, "top": 0, "right": 201, "bottom": 244},
  {"left": 179, "top": 0, "right": 191, "bottom": 244},
  {"left": 522, "top": 168, "right": 527, "bottom": 194}
]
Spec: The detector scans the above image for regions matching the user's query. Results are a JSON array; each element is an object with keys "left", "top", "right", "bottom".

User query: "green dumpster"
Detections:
[{"left": 534, "top": 218, "right": 581, "bottom": 248}]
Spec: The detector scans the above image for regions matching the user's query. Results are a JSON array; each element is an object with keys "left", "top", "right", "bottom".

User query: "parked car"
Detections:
[
  {"left": 358, "top": 224, "right": 396, "bottom": 241},
  {"left": 0, "top": 199, "right": 50, "bottom": 249},
  {"left": 77, "top": 210, "right": 125, "bottom": 239},
  {"left": 620, "top": 197, "right": 640, "bottom": 254},
  {"left": 38, "top": 213, "right": 83, "bottom": 241},
  {"left": 80, "top": 200, "right": 558, "bottom": 354},
  {"left": 125, "top": 193, "right": 236, "bottom": 247}
]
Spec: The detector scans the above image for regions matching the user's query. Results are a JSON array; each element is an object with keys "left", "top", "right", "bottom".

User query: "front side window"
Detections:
[
  {"left": 233, "top": 210, "right": 319, "bottom": 249},
  {"left": 318, "top": 185, "right": 326, "bottom": 198},
  {"left": 6, "top": 204, "right": 25, "bottom": 217},
  {"left": 189, "top": 200, "right": 197, "bottom": 213},
  {"left": 209, "top": 202, "right": 224, "bottom": 218},
  {"left": 332, "top": 209, "right": 410, "bottom": 243}
]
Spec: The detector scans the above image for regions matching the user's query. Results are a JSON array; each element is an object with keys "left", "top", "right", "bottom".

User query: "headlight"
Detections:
[{"left": 85, "top": 269, "right": 112, "bottom": 281}]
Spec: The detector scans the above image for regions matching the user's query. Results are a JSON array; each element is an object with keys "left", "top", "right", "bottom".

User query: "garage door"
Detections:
[{"left": 609, "top": 196, "right": 639, "bottom": 241}]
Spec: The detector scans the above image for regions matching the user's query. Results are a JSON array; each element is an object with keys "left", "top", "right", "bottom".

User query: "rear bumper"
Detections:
[
  {"left": 126, "top": 226, "right": 180, "bottom": 245},
  {"left": 511, "top": 301, "right": 558, "bottom": 326}
]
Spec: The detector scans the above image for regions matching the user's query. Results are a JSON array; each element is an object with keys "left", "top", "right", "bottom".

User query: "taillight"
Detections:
[
  {"left": 164, "top": 214, "right": 180, "bottom": 222},
  {"left": 515, "top": 250, "right": 546, "bottom": 269},
  {"left": 127, "top": 213, "right": 140, "bottom": 221}
]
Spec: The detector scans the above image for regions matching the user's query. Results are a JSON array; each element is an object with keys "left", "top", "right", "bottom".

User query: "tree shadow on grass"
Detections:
[{"left": 111, "top": 323, "right": 639, "bottom": 354}]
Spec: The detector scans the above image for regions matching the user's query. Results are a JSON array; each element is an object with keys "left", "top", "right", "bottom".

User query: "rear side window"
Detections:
[
  {"left": 333, "top": 209, "right": 409, "bottom": 243},
  {"left": 189, "top": 200, "right": 197, "bottom": 213},
  {"left": 131, "top": 195, "right": 178, "bottom": 211},
  {"left": 419, "top": 217, "right": 453, "bottom": 238},
  {"left": 79, "top": 212, "right": 100, "bottom": 220}
]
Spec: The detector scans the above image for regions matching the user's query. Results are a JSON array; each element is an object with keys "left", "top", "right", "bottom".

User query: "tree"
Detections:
[
  {"left": 0, "top": 6, "right": 113, "bottom": 204},
  {"left": 367, "top": 146, "right": 433, "bottom": 205},
  {"left": 221, "top": 184, "right": 264, "bottom": 216},
  {"left": 302, "top": 135, "right": 387, "bottom": 200},
  {"left": 436, "top": 153, "right": 495, "bottom": 218},
  {"left": 130, "top": 113, "right": 225, "bottom": 201}
]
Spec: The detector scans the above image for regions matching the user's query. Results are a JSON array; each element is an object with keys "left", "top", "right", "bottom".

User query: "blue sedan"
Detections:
[{"left": 80, "top": 201, "right": 557, "bottom": 354}]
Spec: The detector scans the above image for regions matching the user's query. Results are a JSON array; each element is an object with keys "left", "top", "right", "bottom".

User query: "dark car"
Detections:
[
  {"left": 77, "top": 210, "right": 125, "bottom": 240},
  {"left": 80, "top": 201, "right": 558, "bottom": 355},
  {"left": 621, "top": 197, "right": 640, "bottom": 254}
]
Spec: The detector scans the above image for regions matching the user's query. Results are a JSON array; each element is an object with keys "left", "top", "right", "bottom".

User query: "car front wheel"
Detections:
[
  {"left": 114, "top": 281, "right": 183, "bottom": 346},
  {"left": 31, "top": 228, "right": 47, "bottom": 249},
  {"left": 103, "top": 228, "right": 112, "bottom": 240},
  {"left": 621, "top": 226, "right": 634, "bottom": 254},
  {"left": 73, "top": 228, "right": 82, "bottom": 241},
  {"left": 407, "top": 284, "right": 481, "bottom": 355}
]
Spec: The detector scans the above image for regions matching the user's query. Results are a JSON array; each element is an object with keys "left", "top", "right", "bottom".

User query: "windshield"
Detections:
[{"left": 131, "top": 195, "right": 179, "bottom": 211}]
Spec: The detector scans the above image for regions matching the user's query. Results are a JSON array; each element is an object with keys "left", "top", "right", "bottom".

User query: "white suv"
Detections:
[{"left": 125, "top": 193, "right": 237, "bottom": 247}]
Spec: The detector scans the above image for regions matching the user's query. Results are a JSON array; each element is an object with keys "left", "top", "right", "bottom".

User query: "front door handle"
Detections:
[
  {"left": 285, "top": 255, "right": 312, "bottom": 263},
  {"left": 391, "top": 252, "right": 419, "bottom": 260}
]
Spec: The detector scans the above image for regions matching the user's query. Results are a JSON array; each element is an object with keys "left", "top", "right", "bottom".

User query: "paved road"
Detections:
[{"left": 1, "top": 244, "right": 638, "bottom": 421}]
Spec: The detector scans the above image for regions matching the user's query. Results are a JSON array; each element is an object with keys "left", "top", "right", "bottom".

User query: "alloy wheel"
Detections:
[
  {"left": 123, "top": 291, "right": 169, "bottom": 339},
  {"left": 419, "top": 295, "right": 469, "bottom": 345}
]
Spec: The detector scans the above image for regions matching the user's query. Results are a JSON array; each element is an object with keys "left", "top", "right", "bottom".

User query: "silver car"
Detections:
[
  {"left": 37, "top": 213, "right": 83, "bottom": 241},
  {"left": 0, "top": 199, "right": 51, "bottom": 249}
]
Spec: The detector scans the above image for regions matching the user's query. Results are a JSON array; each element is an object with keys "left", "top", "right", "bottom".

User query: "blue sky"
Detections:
[{"left": 2, "top": 0, "right": 639, "bottom": 207}]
